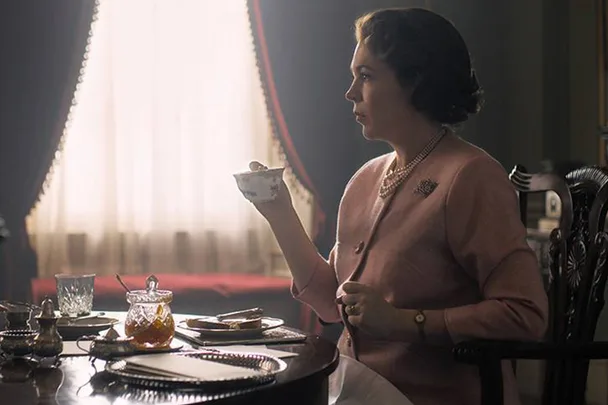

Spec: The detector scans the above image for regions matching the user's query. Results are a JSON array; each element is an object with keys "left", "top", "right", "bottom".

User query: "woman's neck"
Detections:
[{"left": 389, "top": 122, "right": 445, "bottom": 168}]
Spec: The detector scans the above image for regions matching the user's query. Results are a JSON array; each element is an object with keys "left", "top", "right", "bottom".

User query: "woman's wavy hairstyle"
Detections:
[{"left": 355, "top": 8, "right": 483, "bottom": 125}]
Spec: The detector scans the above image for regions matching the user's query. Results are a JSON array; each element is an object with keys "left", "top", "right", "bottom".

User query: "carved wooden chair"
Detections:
[{"left": 453, "top": 165, "right": 608, "bottom": 405}]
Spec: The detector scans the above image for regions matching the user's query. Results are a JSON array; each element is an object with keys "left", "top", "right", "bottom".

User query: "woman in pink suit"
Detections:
[{"left": 241, "top": 8, "right": 548, "bottom": 405}]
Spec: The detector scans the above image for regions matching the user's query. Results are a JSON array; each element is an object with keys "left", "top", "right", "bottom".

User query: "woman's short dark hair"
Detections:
[{"left": 354, "top": 8, "right": 483, "bottom": 125}]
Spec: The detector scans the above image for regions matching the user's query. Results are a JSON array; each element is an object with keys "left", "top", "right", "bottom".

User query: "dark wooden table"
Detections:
[{"left": 0, "top": 314, "right": 340, "bottom": 405}]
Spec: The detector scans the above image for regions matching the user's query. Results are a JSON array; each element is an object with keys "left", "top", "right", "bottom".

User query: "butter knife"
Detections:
[{"left": 215, "top": 307, "right": 263, "bottom": 321}]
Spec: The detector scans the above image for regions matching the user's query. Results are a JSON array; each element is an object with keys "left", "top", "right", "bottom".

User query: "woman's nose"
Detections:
[{"left": 345, "top": 82, "right": 359, "bottom": 102}]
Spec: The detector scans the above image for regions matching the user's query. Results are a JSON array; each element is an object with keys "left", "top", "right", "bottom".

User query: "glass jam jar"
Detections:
[{"left": 124, "top": 275, "right": 175, "bottom": 349}]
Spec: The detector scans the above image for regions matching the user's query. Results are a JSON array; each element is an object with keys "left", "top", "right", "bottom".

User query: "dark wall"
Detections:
[{"left": 568, "top": 1, "right": 599, "bottom": 164}]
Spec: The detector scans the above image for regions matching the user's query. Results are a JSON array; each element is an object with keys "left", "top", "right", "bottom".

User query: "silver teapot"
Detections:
[{"left": 0, "top": 300, "right": 39, "bottom": 330}]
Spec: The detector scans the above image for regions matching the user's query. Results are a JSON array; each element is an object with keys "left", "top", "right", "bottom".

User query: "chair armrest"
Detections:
[{"left": 454, "top": 339, "right": 608, "bottom": 364}]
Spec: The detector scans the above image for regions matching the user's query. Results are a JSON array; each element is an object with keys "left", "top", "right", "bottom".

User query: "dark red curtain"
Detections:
[
  {"left": 247, "top": 0, "right": 327, "bottom": 241},
  {"left": 0, "top": 0, "right": 96, "bottom": 301}
]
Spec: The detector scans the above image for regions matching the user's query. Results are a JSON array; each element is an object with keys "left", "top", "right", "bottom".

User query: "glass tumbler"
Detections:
[{"left": 54, "top": 274, "right": 95, "bottom": 317}]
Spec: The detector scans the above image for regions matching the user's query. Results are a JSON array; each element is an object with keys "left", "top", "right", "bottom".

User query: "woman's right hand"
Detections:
[{"left": 245, "top": 161, "right": 295, "bottom": 222}]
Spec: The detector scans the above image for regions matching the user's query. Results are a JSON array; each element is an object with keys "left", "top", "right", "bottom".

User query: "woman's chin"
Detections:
[{"left": 361, "top": 127, "right": 376, "bottom": 140}]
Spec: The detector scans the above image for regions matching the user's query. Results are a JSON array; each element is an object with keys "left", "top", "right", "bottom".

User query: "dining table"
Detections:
[{"left": 0, "top": 311, "right": 340, "bottom": 405}]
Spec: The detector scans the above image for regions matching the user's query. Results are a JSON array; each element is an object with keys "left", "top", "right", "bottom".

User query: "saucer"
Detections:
[
  {"left": 131, "top": 341, "right": 184, "bottom": 355},
  {"left": 56, "top": 316, "right": 120, "bottom": 340}
]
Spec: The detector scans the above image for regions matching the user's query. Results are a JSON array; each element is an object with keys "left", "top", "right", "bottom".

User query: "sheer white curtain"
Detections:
[{"left": 27, "top": 0, "right": 314, "bottom": 278}]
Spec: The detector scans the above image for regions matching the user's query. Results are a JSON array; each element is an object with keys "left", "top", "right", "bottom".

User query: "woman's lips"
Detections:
[{"left": 354, "top": 112, "right": 366, "bottom": 122}]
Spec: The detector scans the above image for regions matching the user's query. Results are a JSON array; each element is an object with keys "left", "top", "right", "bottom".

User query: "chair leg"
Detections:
[
  {"left": 479, "top": 357, "right": 504, "bottom": 405},
  {"left": 542, "top": 358, "right": 565, "bottom": 405}
]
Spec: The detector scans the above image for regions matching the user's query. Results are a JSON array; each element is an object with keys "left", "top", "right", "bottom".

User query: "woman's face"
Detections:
[{"left": 345, "top": 42, "right": 413, "bottom": 141}]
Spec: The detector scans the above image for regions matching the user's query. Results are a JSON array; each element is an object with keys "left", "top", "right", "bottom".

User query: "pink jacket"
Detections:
[{"left": 292, "top": 133, "right": 548, "bottom": 405}]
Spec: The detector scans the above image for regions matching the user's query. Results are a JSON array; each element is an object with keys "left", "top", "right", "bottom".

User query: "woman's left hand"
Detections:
[{"left": 338, "top": 281, "right": 398, "bottom": 339}]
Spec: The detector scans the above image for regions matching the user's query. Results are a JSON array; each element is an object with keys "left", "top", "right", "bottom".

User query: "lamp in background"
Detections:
[{"left": 537, "top": 159, "right": 586, "bottom": 232}]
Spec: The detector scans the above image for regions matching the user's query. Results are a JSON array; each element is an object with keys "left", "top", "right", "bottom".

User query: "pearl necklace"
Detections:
[{"left": 379, "top": 128, "right": 447, "bottom": 199}]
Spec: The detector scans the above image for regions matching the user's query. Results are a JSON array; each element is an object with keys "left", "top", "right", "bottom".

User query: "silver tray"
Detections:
[
  {"left": 104, "top": 351, "right": 287, "bottom": 391},
  {"left": 175, "top": 325, "right": 307, "bottom": 347}
]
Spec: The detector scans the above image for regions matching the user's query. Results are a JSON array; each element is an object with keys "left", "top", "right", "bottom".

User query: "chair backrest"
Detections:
[
  {"left": 509, "top": 164, "right": 608, "bottom": 405},
  {"left": 562, "top": 167, "right": 608, "bottom": 343}
]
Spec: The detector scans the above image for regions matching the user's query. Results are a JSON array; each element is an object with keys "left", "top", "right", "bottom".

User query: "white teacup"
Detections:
[{"left": 234, "top": 167, "right": 285, "bottom": 203}]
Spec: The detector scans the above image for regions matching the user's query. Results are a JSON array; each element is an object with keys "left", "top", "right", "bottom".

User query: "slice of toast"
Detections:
[{"left": 185, "top": 316, "right": 262, "bottom": 330}]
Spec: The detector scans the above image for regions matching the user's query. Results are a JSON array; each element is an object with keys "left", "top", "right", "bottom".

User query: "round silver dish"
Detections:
[{"left": 105, "top": 351, "right": 287, "bottom": 391}]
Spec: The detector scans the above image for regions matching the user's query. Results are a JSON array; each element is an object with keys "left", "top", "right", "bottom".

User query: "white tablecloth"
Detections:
[{"left": 328, "top": 355, "right": 414, "bottom": 405}]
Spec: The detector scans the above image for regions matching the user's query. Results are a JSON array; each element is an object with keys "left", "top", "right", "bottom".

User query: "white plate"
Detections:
[
  {"left": 105, "top": 351, "right": 287, "bottom": 390},
  {"left": 177, "top": 317, "right": 284, "bottom": 338}
]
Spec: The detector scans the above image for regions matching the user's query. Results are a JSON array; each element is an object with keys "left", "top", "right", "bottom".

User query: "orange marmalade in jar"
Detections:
[{"left": 124, "top": 275, "right": 175, "bottom": 349}]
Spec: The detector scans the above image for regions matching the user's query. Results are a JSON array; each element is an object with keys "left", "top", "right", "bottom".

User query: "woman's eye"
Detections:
[{"left": 360, "top": 73, "right": 371, "bottom": 81}]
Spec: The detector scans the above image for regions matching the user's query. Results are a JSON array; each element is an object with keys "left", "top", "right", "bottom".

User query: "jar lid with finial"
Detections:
[{"left": 126, "top": 275, "right": 173, "bottom": 305}]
